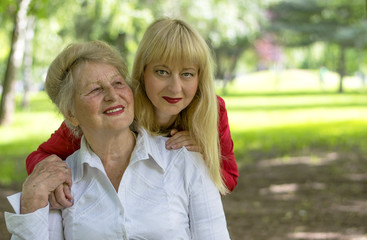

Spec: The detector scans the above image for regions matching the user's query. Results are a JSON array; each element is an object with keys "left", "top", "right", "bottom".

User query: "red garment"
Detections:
[
  {"left": 216, "top": 96, "right": 238, "bottom": 192},
  {"left": 26, "top": 95, "right": 239, "bottom": 192}
]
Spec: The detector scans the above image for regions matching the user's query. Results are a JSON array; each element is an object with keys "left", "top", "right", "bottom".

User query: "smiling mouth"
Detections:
[
  {"left": 104, "top": 106, "right": 125, "bottom": 115},
  {"left": 163, "top": 97, "right": 182, "bottom": 104}
]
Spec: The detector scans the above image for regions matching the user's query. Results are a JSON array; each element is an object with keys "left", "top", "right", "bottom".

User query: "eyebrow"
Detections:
[
  {"left": 154, "top": 64, "right": 197, "bottom": 71},
  {"left": 79, "top": 73, "right": 123, "bottom": 91}
]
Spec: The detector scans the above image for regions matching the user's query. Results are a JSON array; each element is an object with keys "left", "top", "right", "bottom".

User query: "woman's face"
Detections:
[
  {"left": 69, "top": 62, "right": 134, "bottom": 136},
  {"left": 143, "top": 61, "right": 199, "bottom": 127}
]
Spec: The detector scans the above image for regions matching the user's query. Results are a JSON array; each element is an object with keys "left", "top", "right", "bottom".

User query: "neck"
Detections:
[
  {"left": 83, "top": 129, "right": 136, "bottom": 191},
  {"left": 87, "top": 129, "right": 135, "bottom": 160},
  {"left": 156, "top": 113, "right": 178, "bottom": 130}
]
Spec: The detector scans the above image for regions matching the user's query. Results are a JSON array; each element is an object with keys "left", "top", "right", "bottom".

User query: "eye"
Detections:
[
  {"left": 182, "top": 72, "right": 194, "bottom": 78},
  {"left": 87, "top": 87, "right": 103, "bottom": 96},
  {"left": 113, "top": 81, "right": 125, "bottom": 88},
  {"left": 156, "top": 70, "right": 169, "bottom": 76}
]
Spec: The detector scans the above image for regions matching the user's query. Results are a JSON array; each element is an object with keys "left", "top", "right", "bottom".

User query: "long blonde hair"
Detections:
[{"left": 132, "top": 18, "right": 228, "bottom": 194}]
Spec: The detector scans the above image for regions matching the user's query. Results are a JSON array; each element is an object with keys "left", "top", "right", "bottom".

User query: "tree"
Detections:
[
  {"left": 21, "top": 15, "right": 35, "bottom": 108},
  {"left": 0, "top": 0, "right": 31, "bottom": 125},
  {"left": 267, "top": 0, "right": 367, "bottom": 93}
]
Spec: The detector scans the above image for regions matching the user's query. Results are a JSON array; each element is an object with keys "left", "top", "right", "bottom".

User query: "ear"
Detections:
[{"left": 66, "top": 111, "right": 79, "bottom": 127}]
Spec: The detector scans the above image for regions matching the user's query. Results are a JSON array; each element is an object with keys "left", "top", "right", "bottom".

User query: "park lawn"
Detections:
[{"left": 223, "top": 93, "right": 367, "bottom": 168}]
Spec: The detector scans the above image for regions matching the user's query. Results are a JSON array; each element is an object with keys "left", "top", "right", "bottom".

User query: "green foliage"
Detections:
[
  {"left": 268, "top": 0, "right": 366, "bottom": 47},
  {"left": 266, "top": 0, "right": 367, "bottom": 79}
]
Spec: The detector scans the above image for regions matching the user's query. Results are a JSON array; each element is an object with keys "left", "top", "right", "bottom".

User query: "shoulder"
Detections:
[
  {"left": 216, "top": 95, "right": 228, "bottom": 117},
  {"left": 136, "top": 127, "right": 209, "bottom": 179},
  {"left": 168, "top": 147, "right": 209, "bottom": 181},
  {"left": 216, "top": 95, "right": 226, "bottom": 108}
]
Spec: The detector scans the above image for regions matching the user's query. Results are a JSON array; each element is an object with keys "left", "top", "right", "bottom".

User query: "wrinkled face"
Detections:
[
  {"left": 143, "top": 61, "right": 199, "bottom": 127},
  {"left": 68, "top": 62, "right": 134, "bottom": 136}
]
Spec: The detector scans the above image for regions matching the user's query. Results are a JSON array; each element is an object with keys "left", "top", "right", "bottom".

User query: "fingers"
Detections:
[
  {"left": 49, "top": 191, "right": 63, "bottom": 209},
  {"left": 63, "top": 183, "right": 73, "bottom": 202},
  {"left": 185, "top": 145, "right": 201, "bottom": 152},
  {"left": 170, "top": 129, "right": 179, "bottom": 136},
  {"left": 49, "top": 184, "right": 73, "bottom": 209},
  {"left": 63, "top": 167, "right": 73, "bottom": 188},
  {"left": 166, "top": 130, "right": 199, "bottom": 152}
]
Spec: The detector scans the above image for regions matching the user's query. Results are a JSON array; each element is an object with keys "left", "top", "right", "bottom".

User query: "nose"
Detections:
[
  {"left": 103, "top": 86, "right": 118, "bottom": 101},
  {"left": 168, "top": 74, "right": 181, "bottom": 94}
]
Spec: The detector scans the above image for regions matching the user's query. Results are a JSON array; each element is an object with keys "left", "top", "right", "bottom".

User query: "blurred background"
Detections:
[{"left": 0, "top": 0, "right": 367, "bottom": 239}]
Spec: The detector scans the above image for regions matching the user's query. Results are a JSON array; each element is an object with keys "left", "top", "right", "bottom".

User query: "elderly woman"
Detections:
[{"left": 5, "top": 41, "right": 230, "bottom": 239}]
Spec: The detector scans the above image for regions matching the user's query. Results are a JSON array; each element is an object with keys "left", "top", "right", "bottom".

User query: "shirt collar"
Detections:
[
  {"left": 130, "top": 127, "right": 167, "bottom": 172},
  {"left": 72, "top": 135, "right": 105, "bottom": 183},
  {"left": 72, "top": 127, "right": 167, "bottom": 182}
]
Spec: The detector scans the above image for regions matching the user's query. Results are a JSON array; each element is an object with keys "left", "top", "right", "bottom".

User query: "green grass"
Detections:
[
  {"left": 1, "top": 69, "right": 367, "bottom": 185},
  {"left": 222, "top": 91, "right": 367, "bottom": 168},
  {"left": 0, "top": 92, "right": 63, "bottom": 185},
  {"left": 217, "top": 69, "right": 367, "bottom": 168}
]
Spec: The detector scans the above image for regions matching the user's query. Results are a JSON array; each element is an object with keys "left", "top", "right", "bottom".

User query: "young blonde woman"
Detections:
[{"left": 25, "top": 18, "right": 238, "bottom": 208}]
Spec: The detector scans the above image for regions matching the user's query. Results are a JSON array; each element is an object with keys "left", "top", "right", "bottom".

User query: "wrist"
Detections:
[{"left": 20, "top": 186, "right": 49, "bottom": 214}]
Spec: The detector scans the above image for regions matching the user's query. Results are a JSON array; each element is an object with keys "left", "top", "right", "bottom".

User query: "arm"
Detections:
[
  {"left": 217, "top": 95, "right": 239, "bottom": 192},
  {"left": 5, "top": 158, "right": 71, "bottom": 239},
  {"left": 26, "top": 121, "right": 81, "bottom": 175},
  {"left": 5, "top": 203, "right": 64, "bottom": 240},
  {"left": 188, "top": 154, "right": 231, "bottom": 240}
]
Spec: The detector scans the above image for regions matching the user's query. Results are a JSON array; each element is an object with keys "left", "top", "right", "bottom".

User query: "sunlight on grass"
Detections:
[
  {"left": 223, "top": 94, "right": 367, "bottom": 131},
  {"left": 220, "top": 69, "right": 367, "bottom": 94}
]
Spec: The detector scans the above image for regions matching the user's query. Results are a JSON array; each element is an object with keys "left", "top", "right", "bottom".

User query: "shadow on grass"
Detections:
[{"left": 223, "top": 150, "right": 367, "bottom": 240}]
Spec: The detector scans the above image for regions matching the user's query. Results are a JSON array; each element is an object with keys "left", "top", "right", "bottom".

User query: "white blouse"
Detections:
[{"left": 5, "top": 127, "right": 230, "bottom": 240}]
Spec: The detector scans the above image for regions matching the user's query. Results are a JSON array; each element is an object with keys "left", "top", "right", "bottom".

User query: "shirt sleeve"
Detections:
[
  {"left": 26, "top": 121, "right": 81, "bottom": 175},
  {"left": 5, "top": 193, "right": 64, "bottom": 240},
  {"left": 188, "top": 153, "right": 231, "bottom": 240},
  {"left": 217, "top": 95, "right": 239, "bottom": 192}
]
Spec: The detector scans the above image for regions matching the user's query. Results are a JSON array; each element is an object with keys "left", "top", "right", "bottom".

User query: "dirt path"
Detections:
[
  {"left": 223, "top": 151, "right": 367, "bottom": 240},
  {"left": 1, "top": 151, "right": 366, "bottom": 239}
]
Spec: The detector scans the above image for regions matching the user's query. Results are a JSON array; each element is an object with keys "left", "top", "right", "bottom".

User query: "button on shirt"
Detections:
[{"left": 5, "top": 127, "right": 230, "bottom": 240}]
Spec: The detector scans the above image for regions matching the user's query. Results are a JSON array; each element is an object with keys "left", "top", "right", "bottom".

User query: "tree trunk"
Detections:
[
  {"left": 0, "top": 0, "right": 31, "bottom": 125},
  {"left": 22, "top": 16, "right": 35, "bottom": 108},
  {"left": 337, "top": 46, "right": 346, "bottom": 93}
]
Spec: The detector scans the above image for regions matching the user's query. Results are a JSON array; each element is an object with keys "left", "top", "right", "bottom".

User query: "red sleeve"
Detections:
[
  {"left": 26, "top": 121, "right": 81, "bottom": 175},
  {"left": 217, "top": 95, "right": 239, "bottom": 192}
]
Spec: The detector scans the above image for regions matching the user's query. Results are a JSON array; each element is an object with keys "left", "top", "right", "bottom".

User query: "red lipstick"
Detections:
[{"left": 163, "top": 97, "right": 182, "bottom": 104}]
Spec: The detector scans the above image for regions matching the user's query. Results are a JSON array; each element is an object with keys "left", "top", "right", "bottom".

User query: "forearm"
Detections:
[
  {"left": 20, "top": 188, "right": 49, "bottom": 214},
  {"left": 5, "top": 193, "right": 55, "bottom": 240}
]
